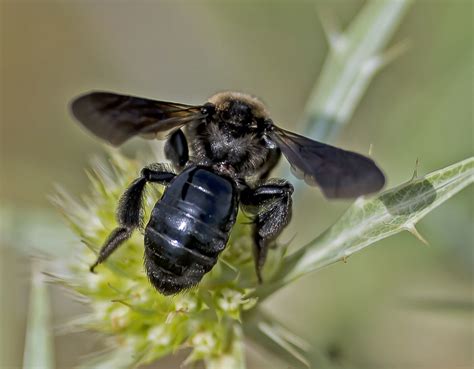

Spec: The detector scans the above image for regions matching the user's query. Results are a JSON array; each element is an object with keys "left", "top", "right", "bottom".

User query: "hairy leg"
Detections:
[
  {"left": 241, "top": 180, "right": 293, "bottom": 282},
  {"left": 90, "top": 165, "right": 176, "bottom": 272}
]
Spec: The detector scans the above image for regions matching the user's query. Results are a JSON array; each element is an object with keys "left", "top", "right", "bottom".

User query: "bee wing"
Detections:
[
  {"left": 269, "top": 126, "right": 385, "bottom": 198},
  {"left": 70, "top": 91, "right": 204, "bottom": 146}
]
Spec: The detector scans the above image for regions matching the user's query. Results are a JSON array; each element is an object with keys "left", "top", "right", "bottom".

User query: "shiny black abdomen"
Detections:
[{"left": 144, "top": 166, "right": 238, "bottom": 295}]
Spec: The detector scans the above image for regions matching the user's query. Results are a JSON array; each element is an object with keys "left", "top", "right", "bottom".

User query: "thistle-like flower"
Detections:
[{"left": 53, "top": 150, "right": 289, "bottom": 368}]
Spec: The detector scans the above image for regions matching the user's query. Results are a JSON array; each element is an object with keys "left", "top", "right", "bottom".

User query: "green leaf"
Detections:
[
  {"left": 23, "top": 262, "right": 55, "bottom": 369},
  {"left": 259, "top": 157, "right": 474, "bottom": 299}
]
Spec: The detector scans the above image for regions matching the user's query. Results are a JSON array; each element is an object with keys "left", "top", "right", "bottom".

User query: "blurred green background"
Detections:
[{"left": 1, "top": 1, "right": 472, "bottom": 368}]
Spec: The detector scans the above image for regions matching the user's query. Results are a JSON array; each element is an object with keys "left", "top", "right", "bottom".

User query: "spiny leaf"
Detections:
[{"left": 259, "top": 157, "right": 474, "bottom": 298}]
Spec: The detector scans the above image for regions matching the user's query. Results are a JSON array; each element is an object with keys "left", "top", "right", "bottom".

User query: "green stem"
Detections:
[
  {"left": 303, "top": 0, "right": 413, "bottom": 142},
  {"left": 206, "top": 325, "right": 246, "bottom": 369},
  {"left": 23, "top": 262, "right": 55, "bottom": 369}
]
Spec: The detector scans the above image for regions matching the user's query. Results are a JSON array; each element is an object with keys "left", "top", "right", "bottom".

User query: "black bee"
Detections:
[{"left": 71, "top": 91, "right": 385, "bottom": 295}]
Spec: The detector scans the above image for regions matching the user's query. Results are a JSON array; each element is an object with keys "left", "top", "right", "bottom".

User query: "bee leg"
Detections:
[
  {"left": 241, "top": 181, "right": 294, "bottom": 282},
  {"left": 164, "top": 129, "right": 189, "bottom": 170},
  {"left": 90, "top": 165, "right": 175, "bottom": 273}
]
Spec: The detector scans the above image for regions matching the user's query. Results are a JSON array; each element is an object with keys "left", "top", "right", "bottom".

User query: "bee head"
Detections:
[{"left": 207, "top": 92, "right": 270, "bottom": 133}]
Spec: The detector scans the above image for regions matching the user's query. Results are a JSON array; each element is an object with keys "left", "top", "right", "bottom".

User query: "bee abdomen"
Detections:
[{"left": 144, "top": 166, "right": 238, "bottom": 295}]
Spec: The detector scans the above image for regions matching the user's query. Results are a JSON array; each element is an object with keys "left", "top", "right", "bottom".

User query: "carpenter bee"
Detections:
[{"left": 71, "top": 91, "right": 385, "bottom": 295}]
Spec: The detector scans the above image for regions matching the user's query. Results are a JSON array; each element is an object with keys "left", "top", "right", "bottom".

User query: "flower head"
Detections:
[{"left": 53, "top": 151, "right": 286, "bottom": 367}]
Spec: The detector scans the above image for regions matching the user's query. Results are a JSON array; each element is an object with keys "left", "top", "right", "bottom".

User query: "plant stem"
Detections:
[
  {"left": 23, "top": 262, "right": 55, "bottom": 369},
  {"left": 303, "top": 0, "right": 413, "bottom": 142}
]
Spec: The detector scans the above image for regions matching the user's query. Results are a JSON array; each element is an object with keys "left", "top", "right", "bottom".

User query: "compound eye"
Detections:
[{"left": 201, "top": 103, "right": 215, "bottom": 116}]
